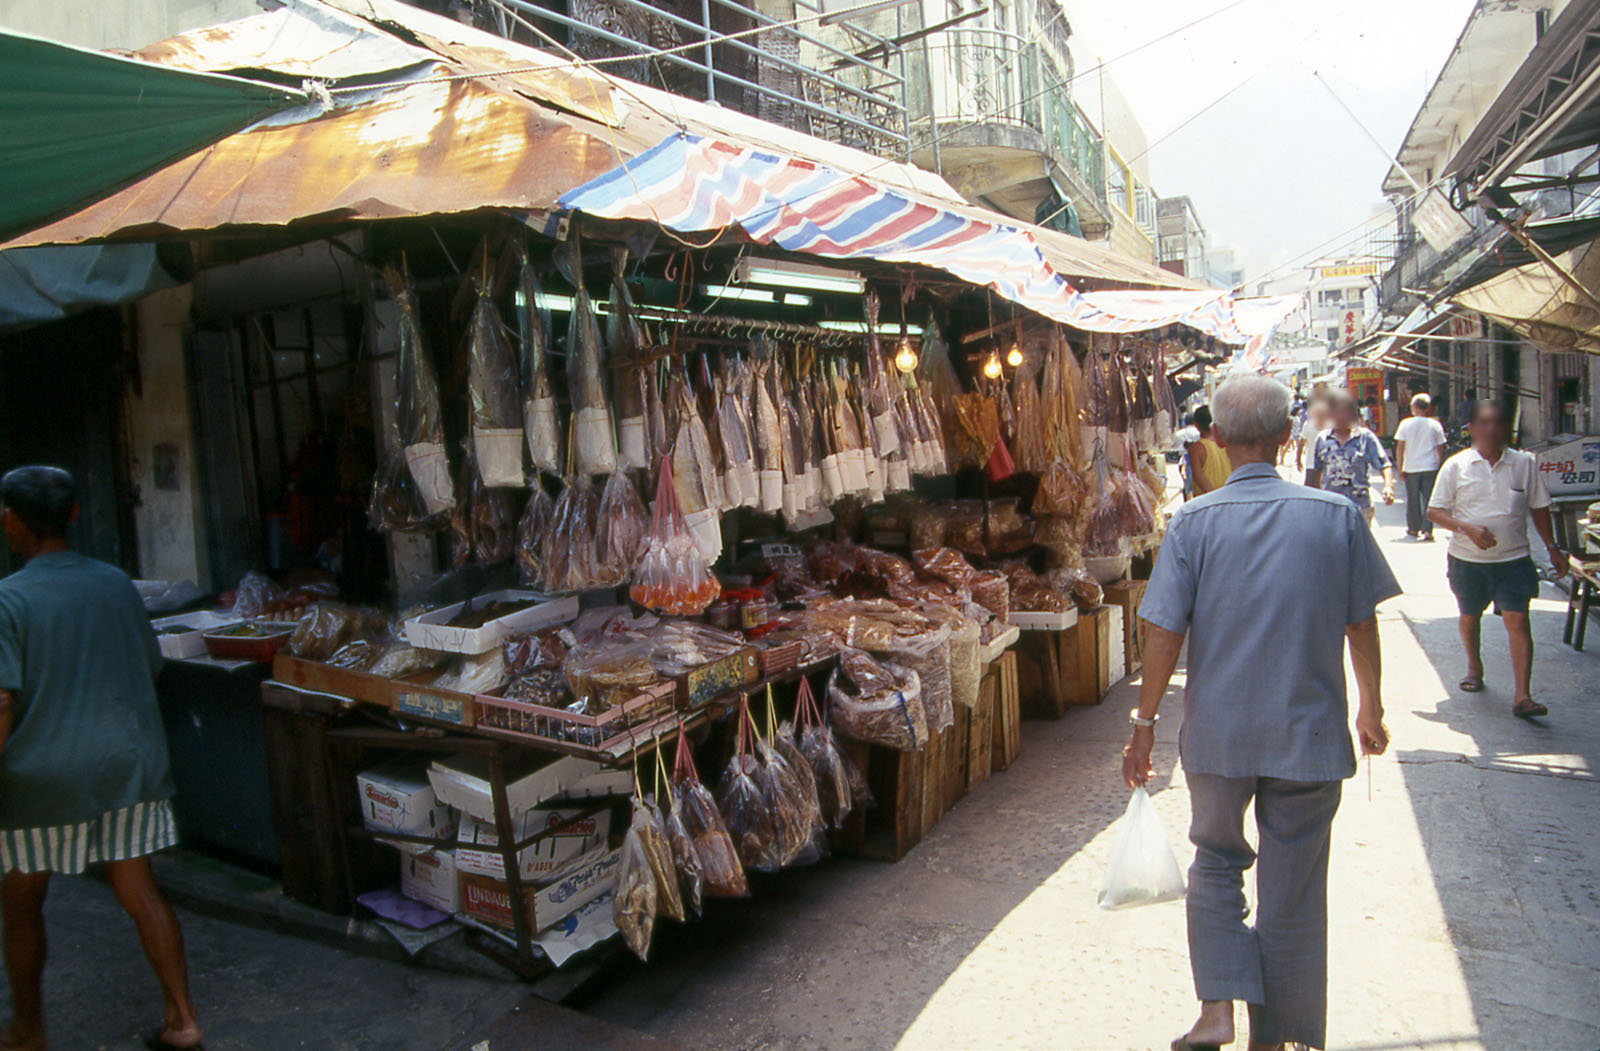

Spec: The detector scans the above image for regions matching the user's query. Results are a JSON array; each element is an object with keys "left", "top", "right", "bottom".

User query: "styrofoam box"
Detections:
[
  {"left": 153, "top": 611, "right": 243, "bottom": 660},
  {"left": 1107, "top": 604, "right": 1127, "bottom": 683},
  {"left": 428, "top": 753, "right": 630, "bottom": 823},
  {"left": 980, "top": 624, "right": 1021, "bottom": 664},
  {"left": 357, "top": 759, "right": 459, "bottom": 840},
  {"left": 398, "top": 844, "right": 460, "bottom": 914},
  {"left": 1008, "top": 608, "right": 1080, "bottom": 632},
  {"left": 403, "top": 590, "right": 579, "bottom": 655},
  {"left": 455, "top": 808, "right": 611, "bottom": 884}
]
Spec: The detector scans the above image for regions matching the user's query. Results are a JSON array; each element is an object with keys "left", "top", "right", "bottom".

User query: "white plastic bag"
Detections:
[{"left": 1098, "top": 787, "right": 1186, "bottom": 910}]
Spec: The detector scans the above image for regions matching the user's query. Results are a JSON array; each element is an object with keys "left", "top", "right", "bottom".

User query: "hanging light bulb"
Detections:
[
  {"left": 1006, "top": 342, "right": 1023, "bottom": 368},
  {"left": 982, "top": 352, "right": 1003, "bottom": 380},
  {"left": 894, "top": 337, "right": 919, "bottom": 373}
]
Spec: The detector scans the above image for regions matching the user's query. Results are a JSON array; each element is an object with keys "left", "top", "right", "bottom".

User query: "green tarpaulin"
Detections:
[{"left": 0, "top": 29, "right": 303, "bottom": 241}]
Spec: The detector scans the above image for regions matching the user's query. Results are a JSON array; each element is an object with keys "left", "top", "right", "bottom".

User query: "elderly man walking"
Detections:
[{"left": 1124, "top": 376, "right": 1400, "bottom": 1051}]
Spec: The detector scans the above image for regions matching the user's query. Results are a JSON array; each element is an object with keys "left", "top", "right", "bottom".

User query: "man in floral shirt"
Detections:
[{"left": 1306, "top": 390, "right": 1394, "bottom": 525}]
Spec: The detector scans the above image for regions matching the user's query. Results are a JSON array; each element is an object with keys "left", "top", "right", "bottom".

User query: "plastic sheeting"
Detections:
[{"left": 0, "top": 244, "right": 177, "bottom": 329}]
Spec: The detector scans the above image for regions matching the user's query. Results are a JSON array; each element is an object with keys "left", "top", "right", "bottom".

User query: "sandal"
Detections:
[
  {"left": 1460, "top": 675, "right": 1485, "bottom": 693},
  {"left": 1171, "top": 1038, "right": 1222, "bottom": 1051},
  {"left": 1513, "top": 699, "right": 1548, "bottom": 719}
]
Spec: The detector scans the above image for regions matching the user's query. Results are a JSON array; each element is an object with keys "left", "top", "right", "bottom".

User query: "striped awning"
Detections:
[
  {"left": 555, "top": 132, "right": 1298, "bottom": 343},
  {"left": 555, "top": 131, "right": 1090, "bottom": 326}
]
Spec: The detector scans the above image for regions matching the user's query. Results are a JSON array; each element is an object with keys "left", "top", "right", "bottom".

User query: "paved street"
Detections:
[
  {"left": 4, "top": 483, "right": 1598, "bottom": 1050},
  {"left": 580, "top": 484, "right": 1600, "bottom": 1051}
]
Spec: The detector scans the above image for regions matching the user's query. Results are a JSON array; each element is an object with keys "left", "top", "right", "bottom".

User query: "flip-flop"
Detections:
[
  {"left": 1513, "top": 699, "right": 1548, "bottom": 719},
  {"left": 1171, "top": 1037, "right": 1222, "bottom": 1051},
  {"left": 1460, "top": 675, "right": 1485, "bottom": 693}
]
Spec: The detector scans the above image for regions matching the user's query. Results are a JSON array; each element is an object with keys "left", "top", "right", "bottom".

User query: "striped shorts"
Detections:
[{"left": 0, "top": 799, "right": 178, "bottom": 875}]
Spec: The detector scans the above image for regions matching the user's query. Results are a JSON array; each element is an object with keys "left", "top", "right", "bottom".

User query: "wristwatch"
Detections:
[{"left": 1129, "top": 710, "right": 1158, "bottom": 728}]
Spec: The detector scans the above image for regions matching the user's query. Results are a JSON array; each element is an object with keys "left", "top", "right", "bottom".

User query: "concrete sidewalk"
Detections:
[{"left": 579, "top": 491, "right": 1600, "bottom": 1049}]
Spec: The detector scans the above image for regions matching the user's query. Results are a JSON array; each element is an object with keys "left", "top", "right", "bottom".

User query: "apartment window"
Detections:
[
  {"left": 1327, "top": 327, "right": 1340, "bottom": 344},
  {"left": 1134, "top": 186, "right": 1155, "bottom": 234},
  {"left": 1108, "top": 159, "right": 1129, "bottom": 215}
]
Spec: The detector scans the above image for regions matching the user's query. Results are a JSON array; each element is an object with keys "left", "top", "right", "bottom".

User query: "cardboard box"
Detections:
[
  {"left": 391, "top": 678, "right": 477, "bottom": 727},
  {"left": 1008, "top": 609, "right": 1079, "bottom": 631},
  {"left": 272, "top": 652, "right": 394, "bottom": 708},
  {"left": 403, "top": 591, "right": 579, "bottom": 655},
  {"left": 428, "top": 753, "right": 628, "bottom": 823},
  {"left": 154, "top": 611, "right": 241, "bottom": 660},
  {"left": 356, "top": 759, "right": 457, "bottom": 840},
  {"left": 673, "top": 647, "right": 761, "bottom": 710},
  {"left": 454, "top": 808, "right": 611, "bottom": 883},
  {"left": 398, "top": 844, "right": 459, "bottom": 914},
  {"left": 456, "top": 846, "right": 620, "bottom": 933}
]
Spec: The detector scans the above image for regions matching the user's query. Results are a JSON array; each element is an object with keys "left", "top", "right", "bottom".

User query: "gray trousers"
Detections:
[{"left": 1186, "top": 774, "right": 1343, "bottom": 1049}]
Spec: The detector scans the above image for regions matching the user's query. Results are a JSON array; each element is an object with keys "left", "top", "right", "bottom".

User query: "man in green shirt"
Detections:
[{"left": 0, "top": 466, "right": 202, "bottom": 1051}]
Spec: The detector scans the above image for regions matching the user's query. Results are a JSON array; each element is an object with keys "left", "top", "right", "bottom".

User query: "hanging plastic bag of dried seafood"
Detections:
[
  {"left": 614, "top": 814, "right": 657, "bottom": 960},
  {"left": 386, "top": 261, "right": 454, "bottom": 515},
  {"left": 672, "top": 723, "right": 748, "bottom": 898},
  {"left": 555, "top": 235, "right": 618, "bottom": 477},
  {"left": 514, "top": 244, "right": 562, "bottom": 478},
  {"left": 718, "top": 696, "right": 782, "bottom": 873}
]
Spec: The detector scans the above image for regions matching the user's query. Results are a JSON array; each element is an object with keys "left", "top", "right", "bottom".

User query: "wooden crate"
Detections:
[
  {"left": 1104, "top": 580, "right": 1149, "bottom": 678},
  {"left": 1016, "top": 608, "right": 1113, "bottom": 718},
  {"left": 966, "top": 667, "right": 995, "bottom": 791},
  {"left": 991, "top": 651, "right": 1020, "bottom": 771},
  {"left": 942, "top": 704, "right": 970, "bottom": 814},
  {"left": 834, "top": 723, "right": 962, "bottom": 863}
]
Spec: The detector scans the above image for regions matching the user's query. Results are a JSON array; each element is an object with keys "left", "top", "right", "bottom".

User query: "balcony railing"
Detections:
[
  {"left": 499, "top": 0, "right": 910, "bottom": 157},
  {"left": 915, "top": 26, "right": 1106, "bottom": 205}
]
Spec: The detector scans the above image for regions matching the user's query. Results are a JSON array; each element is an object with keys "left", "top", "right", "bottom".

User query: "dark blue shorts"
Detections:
[{"left": 1447, "top": 555, "right": 1539, "bottom": 617}]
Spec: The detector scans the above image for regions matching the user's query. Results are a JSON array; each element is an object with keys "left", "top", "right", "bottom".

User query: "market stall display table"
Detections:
[{"left": 1016, "top": 606, "right": 1114, "bottom": 718}]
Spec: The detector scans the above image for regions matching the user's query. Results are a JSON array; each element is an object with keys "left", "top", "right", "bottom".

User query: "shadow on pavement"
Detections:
[
  {"left": 1380, "top": 484, "right": 1600, "bottom": 1049},
  {"left": 573, "top": 683, "right": 1177, "bottom": 1049}
]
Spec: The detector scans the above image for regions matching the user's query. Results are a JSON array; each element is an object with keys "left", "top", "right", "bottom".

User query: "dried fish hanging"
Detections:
[
  {"left": 465, "top": 248, "right": 525, "bottom": 487},
  {"left": 609, "top": 249, "right": 653, "bottom": 472},
  {"left": 716, "top": 356, "right": 758, "bottom": 510},
  {"left": 669, "top": 363, "right": 723, "bottom": 561},
  {"left": 595, "top": 470, "right": 649, "bottom": 585},
  {"left": 916, "top": 310, "right": 963, "bottom": 463},
  {"left": 368, "top": 390, "right": 430, "bottom": 532},
  {"left": 750, "top": 338, "right": 785, "bottom": 513},
  {"left": 515, "top": 484, "right": 554, "bottom": 585},
  {"left": 862, "top": 290, "right": 899, "bottom": 459},
  {"left": 386, "top": 261, "right": 454, "bottom": 515},
  {"left": 1152, "top": 341, "right": 1178, "bottom": 449},
  {"left": 449, "top": 446, "right": 515, "bottom": 568},
  {"left": 555, "top": 235, "right": 618, "bottom": 477},
  {"left": 514, "top": 245, "right": 562, "bottom": 478},
  {"left": 1011, "top": 347, "right": 1049, "bottom": 473},
  {"left": 542, "top": 433, "right": 605, "bottom": 591},
  {"left": 1129, "top": 343, "right": 1158, "bottom": 456}
]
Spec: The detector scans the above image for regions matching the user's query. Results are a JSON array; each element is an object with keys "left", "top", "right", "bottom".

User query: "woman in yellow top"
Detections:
[{"left": 1188, "top": 404, "right": 1233, "bottom": 495}]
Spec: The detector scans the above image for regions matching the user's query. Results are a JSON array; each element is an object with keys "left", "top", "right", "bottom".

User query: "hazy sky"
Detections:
[{"left": 1065, "top": 0, "right": 1479, "bottom": 285}]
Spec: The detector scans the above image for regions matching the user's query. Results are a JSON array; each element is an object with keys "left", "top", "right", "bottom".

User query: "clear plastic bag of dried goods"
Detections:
[
  {"left": 385, "top": 262, "right": 454, "bottom": 516},
  {"left": 635, "top": 795, "right": 685, "bottom": 922},
  {"left": 614, "top": 815, "right": 657, "bottom": 960},
  {"left": 555, "top": 236, "right": 618, "bottom": 477},
  {"left": 828, "top": 648, "right": 928, "bottom": 752},
  {"left": 717, "top": 696, "right": 782, "bottom": 873},
  {"left": 288, "top": 602, "right": 382, "bottom": 662},
  {"left": 630, "top": 456, "right": 720, "bottom": 616},
  {"left": 792, "top": 675, "right": 853, "bottom": 828},
  {"left": 756, "top": 687, "right": 823, "bottom": 867},
  {"left": 514, "top": 244, "right": 562, "bottom": 477},
  {"left": 595, "top": 471, "right": 648, "bottom": 586},
  {"left": 672, "top": 723, "right": 748, "bottom": 898},
  {"left": 912, "top": 546, "right": 976, "bottom": 590},
  {"left": 1098, "top": 786, "right": 1186, "bottom": 910},
  {"left": 465, "top": 250, "right": 525, "bottom": 487},
  {"left": 542, "top": 476, "right": 603, "bottom": 592},
  {"left": 663, "top": 782, "right": 704, "bottom": 917},
  {"left": 515, "top": 485, "right": 554, "bottom": 587}
]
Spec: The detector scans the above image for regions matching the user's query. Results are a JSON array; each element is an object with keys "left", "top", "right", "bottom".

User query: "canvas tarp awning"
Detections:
[
  {"left": 0, "top": 28, "right": 303, "bottom": 241},
  {"left": 1450, "top": 239, "right": 1600, "bottom": 355}
]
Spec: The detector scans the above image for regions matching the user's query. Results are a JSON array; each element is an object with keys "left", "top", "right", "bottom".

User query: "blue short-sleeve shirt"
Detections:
[
  {"left": 0, "top": 551, "right": 173, "bottom": 828},
  {"left": 1139, "top": 463, "right": 1402, "bottom": 781},
  {"left": 1311, "top": 427, "right": 1390, "bottom": 507}
]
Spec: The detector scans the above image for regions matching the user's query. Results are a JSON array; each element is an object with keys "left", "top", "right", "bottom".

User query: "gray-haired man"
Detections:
[{"left": 1123, "top": 375, "right": 1401, "bottom": 1051}]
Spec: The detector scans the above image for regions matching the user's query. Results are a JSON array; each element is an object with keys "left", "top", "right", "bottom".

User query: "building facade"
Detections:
[{"left": 1156, "top": 196, "right": 1205, "bottom": 279}]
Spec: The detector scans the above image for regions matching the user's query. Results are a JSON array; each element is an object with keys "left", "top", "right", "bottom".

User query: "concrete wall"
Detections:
[
  {"left": 0, "top": 0, "right": 258, "bottom": 49},
  {"left": 128, "top": 286, "right": 207, "bottom": 587}
]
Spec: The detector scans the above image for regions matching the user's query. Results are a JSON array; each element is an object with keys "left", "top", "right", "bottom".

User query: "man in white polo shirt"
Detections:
[{"left": 1428, "top": 401, "right": 1569, "bottom": 718}]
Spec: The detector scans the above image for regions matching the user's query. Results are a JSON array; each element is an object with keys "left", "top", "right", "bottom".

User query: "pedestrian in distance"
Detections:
[
  {"left": 1296, "top": 393, "right": 1327, "bottom": 474},
  {"left": 1393, "top": 392, "right": 1447, "bottom": 541},
  {"left": 1426, "top": 401, "right": 1569, "bottom": 718},
  {"left": 1188, "top": 405, "right": 1232, "bottom": 497},
  {"left": 1177, "top": 412, "right": 1202, "bottom": 501},
  {"left": 1305, "top": 390, "right": 1394, "bottom": 525},
  {"left": 0, "top": 467, "right": 203, "bottom": 1051},
  {"left": 1125, "top": 374, "right": 1398, "bottom": 1051}
]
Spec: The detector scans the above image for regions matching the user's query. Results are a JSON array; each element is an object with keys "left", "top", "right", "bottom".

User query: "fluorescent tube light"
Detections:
[{"left": 734, "top": 257, "right": 866, "bottom": 295}]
